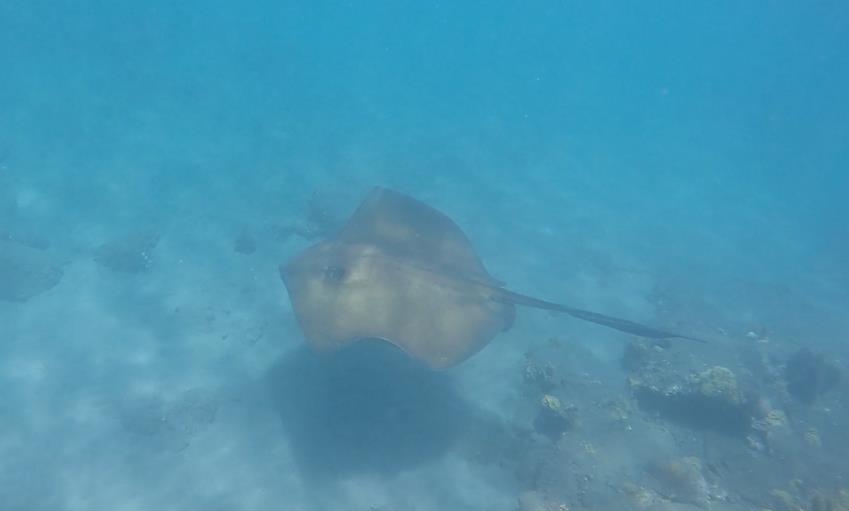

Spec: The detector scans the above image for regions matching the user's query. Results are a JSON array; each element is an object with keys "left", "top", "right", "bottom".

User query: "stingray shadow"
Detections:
[{"left": 266, "top": 340, "right": 467, "bottom": 481}]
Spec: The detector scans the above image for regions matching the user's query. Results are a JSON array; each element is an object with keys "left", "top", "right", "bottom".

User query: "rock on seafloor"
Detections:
[
  {"left": 233, "top": 228, "right": 256, "bottom": 254},
  {"left": 623, "top": 340, "right": 756, "bottom": 435},
  {"left": 93, "top": 230, "right": 160, "bottom": 273},
  {"left": 784, "top": 347, "right": 842, "bottom": 404}
]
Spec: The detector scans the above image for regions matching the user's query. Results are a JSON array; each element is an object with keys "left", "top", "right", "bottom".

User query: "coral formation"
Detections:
[
  {"left": 517, "top": 490, "right": 569, "bottom": 511},
  {"left": 802, "top": 427, "right": 822, "bottom": 448},
  {"left": 647, "top": 457, "right": 711, "bottom": 509},
  {"left": 692, "top": 366, "right": 743, "bottom": 406},
  {"left": 749, "top": 406, "right": 792, "bottom": 454},
  {"left": 621, "top": 482, "right": 660, "bottom": 509},
  {"left": 769, "top": 488, "right": 801, "bottom": 511},
  {"left": 524, "top": 357, "right": 558, "bottom": 394},
  {"left": 533, "top": 394, "right": 577, "bottom": 440},
  {"left": 810, "top": 488, "right": 849, "bottom": 511},
  {"left": 768, "top": 481, "right": 849, "bottom": 511}
]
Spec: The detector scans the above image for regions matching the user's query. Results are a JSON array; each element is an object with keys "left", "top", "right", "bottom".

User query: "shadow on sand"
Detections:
[{"left": 266, "top": 340, "right": 470, "bottom": 480}]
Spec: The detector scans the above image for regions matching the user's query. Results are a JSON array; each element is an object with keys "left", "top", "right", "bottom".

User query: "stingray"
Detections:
[{"left": 280, "top": 187, "right": 705, "bottom": 370}]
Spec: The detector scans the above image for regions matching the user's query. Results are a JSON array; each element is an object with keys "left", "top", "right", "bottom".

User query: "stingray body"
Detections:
[{"left": 281, "top": 187, "right": 703, "bottom": 370}]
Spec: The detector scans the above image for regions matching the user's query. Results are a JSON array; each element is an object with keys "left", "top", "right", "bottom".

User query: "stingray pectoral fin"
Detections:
[{"left": 495, "top": 289, "right": 707, "bottom": 343}]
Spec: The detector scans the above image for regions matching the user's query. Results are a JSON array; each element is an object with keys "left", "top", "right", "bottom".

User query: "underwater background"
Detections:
[{"left": 1, "top": 1, "right": 848, "bottom": 510}]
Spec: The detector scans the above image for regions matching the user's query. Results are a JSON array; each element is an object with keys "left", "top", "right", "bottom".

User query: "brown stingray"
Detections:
[{"left": 280, "top": 187, "right": 704, "bottom": 370}]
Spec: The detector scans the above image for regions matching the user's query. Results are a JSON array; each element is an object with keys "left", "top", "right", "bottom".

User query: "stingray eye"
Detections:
[{"left": 323, "top": 265, "right": 347, "bottom": 283}]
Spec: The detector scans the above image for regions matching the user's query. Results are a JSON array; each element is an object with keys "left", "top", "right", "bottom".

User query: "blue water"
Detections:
[{"left": 1, "top": 2, "right": 848, "bottom": 510}]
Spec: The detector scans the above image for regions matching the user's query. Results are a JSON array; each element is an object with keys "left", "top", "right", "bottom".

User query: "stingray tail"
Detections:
[{"left": 495, "top": 289, "right": 707, "bottom": 343}]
